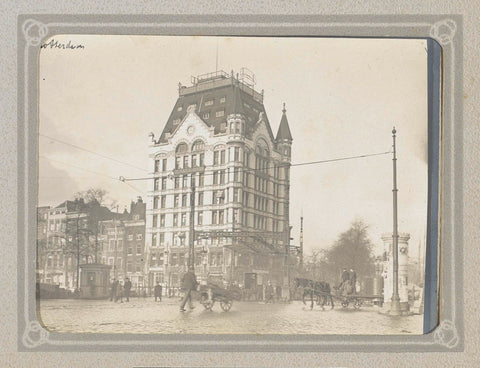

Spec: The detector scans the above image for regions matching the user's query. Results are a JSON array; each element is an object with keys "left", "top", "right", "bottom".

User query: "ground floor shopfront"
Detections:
[{"left": 146, "top": 248, "right": 288, "bottom": 297}]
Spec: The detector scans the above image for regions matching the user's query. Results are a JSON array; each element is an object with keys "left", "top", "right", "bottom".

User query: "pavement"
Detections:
[{"left": 38, "top": 297, "right": 423, "bottom": 335}]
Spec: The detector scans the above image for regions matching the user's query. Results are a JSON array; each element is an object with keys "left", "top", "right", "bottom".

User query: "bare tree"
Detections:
[
  {"left": 323, "top": 219, "right": 376, "bottom": 282},
  {"left": 72, "top": 189, "right": 116, "bottom": 263},
  {"left": 74, "top": 188, "right": 107, "bottom": 205}
]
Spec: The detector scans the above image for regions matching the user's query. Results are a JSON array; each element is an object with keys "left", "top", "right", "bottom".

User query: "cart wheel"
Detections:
[
  {"left": 220, "top": 299, "right": 233, "bottom": 312},
  {"left": 200, "top": 294, "right": 214, "bottom": 310},
  {"left": 353, "top": 299, "right": 362, "bottom": 310}
]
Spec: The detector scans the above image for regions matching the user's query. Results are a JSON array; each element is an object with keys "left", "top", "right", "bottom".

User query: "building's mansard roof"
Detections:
[{"left": 156, "top": 71, "right": 290, "bottom": 146}]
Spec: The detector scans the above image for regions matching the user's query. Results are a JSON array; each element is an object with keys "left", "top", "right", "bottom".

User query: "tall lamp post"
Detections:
[
  {"left": 390, "top": 127, "right": 402, "bottom": 315},
  {"left": 188, "top": 181, "right": 196, "bottom": 272},
  {"left": 112, "top": 206, "right": 119, "bottom": 280}
]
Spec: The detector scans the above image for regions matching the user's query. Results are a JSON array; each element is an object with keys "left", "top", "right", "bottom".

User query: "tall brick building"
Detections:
[{"left": 38, "top": 198, "right": 113, "bottom": 290}]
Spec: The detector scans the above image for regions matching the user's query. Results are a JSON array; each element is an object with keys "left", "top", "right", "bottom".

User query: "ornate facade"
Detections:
[{"left": 145, "top": 70, "right": 293, "bottom": 293}]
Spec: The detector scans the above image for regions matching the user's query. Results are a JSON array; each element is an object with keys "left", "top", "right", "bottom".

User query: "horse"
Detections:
[
  {"left": 294, "top": 278, "right": 315, "bottom": 309},
  {"left": 313, "top": 281, "right": 334, "bottom": 309},
  {"left": 294, "top": 278, "right": 334, "bottom": 310}
]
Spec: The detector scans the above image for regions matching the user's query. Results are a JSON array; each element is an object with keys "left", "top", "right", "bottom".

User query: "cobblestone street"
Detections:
[{"left": 38, "top": 297, "right": 423, "bottom": 335}]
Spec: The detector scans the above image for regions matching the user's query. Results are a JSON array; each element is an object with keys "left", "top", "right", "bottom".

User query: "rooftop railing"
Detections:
[{"left": 180, "top": 70, "right": 264, "bottom": 103}]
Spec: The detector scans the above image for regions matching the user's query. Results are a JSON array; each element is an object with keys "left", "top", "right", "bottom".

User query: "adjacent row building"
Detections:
[
  {"left": 37, "top": 198, "right": 112, "bottom": 289},
  {"left": 37, "top": 197, "right": 147, "bottom": 293},
  {"left": 99, "top": 197, "right": 146, "bottom": 290}
]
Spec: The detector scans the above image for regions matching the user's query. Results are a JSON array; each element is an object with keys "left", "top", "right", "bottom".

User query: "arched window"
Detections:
[
  {"left": 192, "top": 140, "right": 205, "bottom": 152},
  {"left": 175, "top": 143, "right": 189, "bottom": 169},
  {"left": 176, "top": 143, "right": 188, "bottom": 154},
  {"left": 191, "top": 140, "right": 205, "bottom": 168}
]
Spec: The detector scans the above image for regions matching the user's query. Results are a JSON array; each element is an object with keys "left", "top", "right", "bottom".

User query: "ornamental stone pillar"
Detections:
[{"left": 381, "top": 233, "right": 411, "bottom": 313}]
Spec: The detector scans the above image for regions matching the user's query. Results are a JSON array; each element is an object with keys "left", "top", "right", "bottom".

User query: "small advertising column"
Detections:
[
  {"left": 381, "top": 233, "right": 410, "bottom": 314},
  {"left": 79, "top": 263, "right": 112, "bottom": 299}
]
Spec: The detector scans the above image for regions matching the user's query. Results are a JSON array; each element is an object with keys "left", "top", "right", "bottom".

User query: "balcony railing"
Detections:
[{"left": 173, "top": 165, "right": 206, "bottom": 176}]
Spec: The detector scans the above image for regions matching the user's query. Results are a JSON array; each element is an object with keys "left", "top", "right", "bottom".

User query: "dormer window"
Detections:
[
  {"left": 203, "top": 112, "right": 210, "bottom": 119},
  {"left": 215, "top": 110, "right": 225, "bottom": 118},
  {"left": 220, "top": 96, "right": 226, "bottom": 103},
  {"left": 205, "top": 100, "right": 214, "bottom": 106},
  {"left": 177, "top": 106, "right": 183, "bottom": 112},
  {"left": 229, "top": 121, "right": 242, "bottom": 135},
  {"left": 173, "top": 118, "right": 181, "bottom": 125}
]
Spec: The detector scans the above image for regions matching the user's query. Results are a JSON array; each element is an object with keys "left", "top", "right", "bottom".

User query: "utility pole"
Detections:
[
  {"left": 390, "top": 127, "right": 402, "bottom": 315},
  {"left": 188, "top": 178, "right": 196, "bottom": 272}
]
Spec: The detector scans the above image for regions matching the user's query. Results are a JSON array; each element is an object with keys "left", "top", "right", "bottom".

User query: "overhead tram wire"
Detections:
[
  {"left": 40, "top": 156, "right": 119, "bottom": 181},
  {"left": 290, "top": 150, "right": 392, "bottom": 168},
  {"left": 122, "top": 180, "right": 144, "bottom": 194},
  {"left": 39, "top": 134, "right": 148, "bottom": 172},
  {"left": 120, "top": 149, "right": 393, "bottom": 182},
  {"left": 39, "top": 156, "right": 145, "bottom": 195}
]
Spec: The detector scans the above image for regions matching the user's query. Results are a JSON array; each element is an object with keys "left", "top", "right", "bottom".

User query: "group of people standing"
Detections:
[{"left": 110, "top": 278, "right": 132, "bottom": 303}]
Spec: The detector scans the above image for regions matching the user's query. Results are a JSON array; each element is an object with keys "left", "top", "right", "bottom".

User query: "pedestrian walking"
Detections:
[
  {"left": 180, "top": 270, "right": 197, "bottom": 312},
  {"left": 124, "top": 278, "right": 132, "bottom": 302},
  {"left": 154, "top": 282, "right": 163, "bottom": 302},
  {"left": 110, "top": 279, "right": 117, "bottom": 302}
]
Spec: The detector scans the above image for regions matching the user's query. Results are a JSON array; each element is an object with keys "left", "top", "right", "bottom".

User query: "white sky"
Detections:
[{"left": 39, "top": 35, "right": 428, "bottom": 259}]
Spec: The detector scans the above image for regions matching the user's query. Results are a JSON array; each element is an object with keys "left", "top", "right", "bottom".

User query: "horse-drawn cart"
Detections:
[
  {"left": 332, "top": 292, "right": 383, "bottom": 309},
  {"left": 198, "top": 283, "right": 242, "bottom": 312},
  {"left": 332, "top": 283, "right": 383, "bottom": 309},
  {"left": 294, "top": 278, "right": 382, "bottom": 310}
]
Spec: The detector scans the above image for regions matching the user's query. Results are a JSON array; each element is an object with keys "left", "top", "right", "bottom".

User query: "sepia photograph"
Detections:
[{"left": 36, "top": 35, "right": 429, "bottom": 335}]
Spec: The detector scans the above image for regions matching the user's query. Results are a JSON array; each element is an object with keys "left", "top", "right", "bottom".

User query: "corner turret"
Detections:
[{"left": 276, "top": 103, "right": 292, "bottom": 159}]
